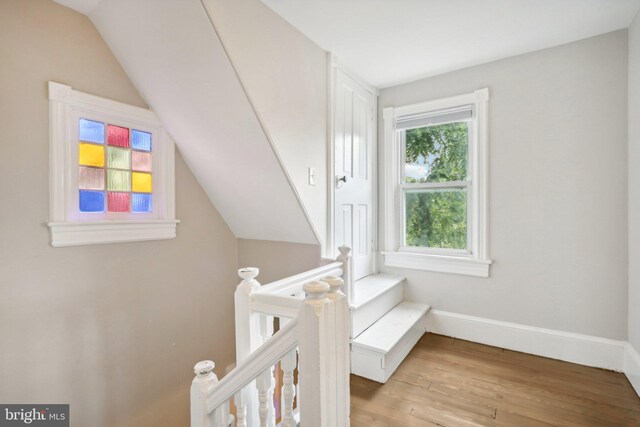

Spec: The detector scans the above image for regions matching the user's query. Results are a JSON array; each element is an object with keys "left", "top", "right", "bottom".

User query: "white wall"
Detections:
[
  {"left": 629, "top": 12, "right": 640, "bottom": 352},
  {"left": 379, "top": 31, "right": 629, "bottom": 340},
  {"left": 0, "top": 1, "right": 238, "bottom": 426},
  {"left": 199, "top": 0, "right": 329, "bottom": 253}
]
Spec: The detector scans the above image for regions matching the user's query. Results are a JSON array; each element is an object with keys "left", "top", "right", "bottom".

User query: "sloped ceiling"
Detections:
[{"left": 55, "top": 0, "right": 318, "bottom": 244}]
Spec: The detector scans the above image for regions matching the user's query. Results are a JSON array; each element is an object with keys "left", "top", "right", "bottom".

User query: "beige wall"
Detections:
[
  {"left": 206, "top": 0, "right": 329, "bottom": 254},
  {"left": 629, "top": 12, "right": 640, "bottom": 351},
  {"left": 237, "top": 239, "right": 320, "bottom": 285},
  {"left": 379, "top": 31, "right": 629, "bottom": 340},
  {"left": 0, "top": 2, "right": 238, "bottom": 426}
]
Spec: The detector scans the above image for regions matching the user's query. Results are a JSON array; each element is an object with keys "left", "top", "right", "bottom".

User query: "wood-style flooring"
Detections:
[{"left": 350, "top": 333, "right": 640, "bottom": 426}]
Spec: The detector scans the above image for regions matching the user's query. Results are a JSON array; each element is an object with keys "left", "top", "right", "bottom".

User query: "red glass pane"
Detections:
[
  {"left": 107, "top": 125, "right": 130, "bottom": 148},
  {"left": 107, "top": 192, "right": 130, "bottom": 212}
]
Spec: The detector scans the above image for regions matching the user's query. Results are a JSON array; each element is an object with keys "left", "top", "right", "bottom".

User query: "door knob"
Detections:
[{"left": 336, "top": 175, "right": 348, "bottom": 189}]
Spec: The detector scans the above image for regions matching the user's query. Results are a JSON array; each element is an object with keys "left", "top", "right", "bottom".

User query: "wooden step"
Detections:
[
  {"left": 351, "top": 301, "right": 430, "bottom": 383},
  {"left": 350, "top": 274, "right": 405, "bottom": 338}
]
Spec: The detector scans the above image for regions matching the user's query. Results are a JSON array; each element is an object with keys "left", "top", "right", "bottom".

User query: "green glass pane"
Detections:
[
  {"left": 405, "top": 188, "right": 467, "bottom": 250},
  {"left": 107, "top": 146, "right": 130, "bottom": 170},
  {"left": 404, "top": 122, "right": 468, "bottom": 184},
  {"left": 107, "top": 170, "right": 131, "bottom": 192}
]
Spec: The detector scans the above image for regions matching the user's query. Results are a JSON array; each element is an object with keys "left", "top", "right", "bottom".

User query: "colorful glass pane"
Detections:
[
  {"left": 79, "top": 143, "right": 104, "bottom": 167},
  {"left": 107, "top": 170, "right": 131, "bottom": 192},
  {"left": 79, "top": 167, "right": 105, "bottom": 190},
  {"left": 131, "top": 151, "right": 152, "bottom": 172},
  {"left": 107, "top": 125, "right": 130, "bottom": 148},
  {"left": 131, "top": 130, "right": 151, "bottom": 151},
  {"left": 79, "top": 119, "right": 104, "bottom": 144},
  {"left": 108, "top": 192, "right": 130, "bottom": 212},
  {"left": 132, "top": 193, "right": 152, "bottom": 213},
  {"left": 107, "top": 146, "right": 131, "bottom": 169},
  {"left": 79, "top": 190, "right": 105, "bottom": 212},
  {"left": 132, "top": 172, "right": 152, "bottom": 193}
]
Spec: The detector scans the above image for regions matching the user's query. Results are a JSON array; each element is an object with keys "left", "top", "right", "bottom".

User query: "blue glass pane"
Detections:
[
  {"left": 79, "top": 190, "right": 105, "bottom": 212},
  {"left": 79, "top": 119, "right": 104, "bottom": 144},
  {"left": 131, "top": 193, "right": 152, "bottom": 213},
  {"left": 131, "top": 130, "right": 152, "bottom": 151}
]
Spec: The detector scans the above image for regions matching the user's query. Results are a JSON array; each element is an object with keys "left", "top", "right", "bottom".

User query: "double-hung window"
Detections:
[{"left": 383, "top": 89, "right": 491, "bottom": 277}]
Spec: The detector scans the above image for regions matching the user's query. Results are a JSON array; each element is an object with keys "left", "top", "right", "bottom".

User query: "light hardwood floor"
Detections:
[{"left": 350, "top": 334, "right": 640, "bottom": 426}]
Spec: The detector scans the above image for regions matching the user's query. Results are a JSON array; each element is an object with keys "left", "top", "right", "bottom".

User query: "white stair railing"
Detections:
[{"left": 191, "top": 278, "right": 349, "bottom": 427}]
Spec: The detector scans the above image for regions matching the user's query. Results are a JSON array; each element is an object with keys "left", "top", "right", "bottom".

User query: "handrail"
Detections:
[
  {"left": 251, "top": 262, "right": 343, "bottom": 317},
  {"left": 205, "top": 317, "right": 299, "bottom": 413},
  {"left": 254, "top": 261, "right": 343, "bottom": 296}
]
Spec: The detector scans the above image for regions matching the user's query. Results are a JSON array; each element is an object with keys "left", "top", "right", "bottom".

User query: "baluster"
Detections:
[
  {"left": 280, "top": 348, "right": 297, "bottom": 427},
  {"left": 337, "top": 246, "right": 353, "bottom": 304},
  {"left": 256, "top": 313, "right": 275, "bottom": 427},
  {"left": 234, "top": 390, "right": 247, "bottom": 427}
]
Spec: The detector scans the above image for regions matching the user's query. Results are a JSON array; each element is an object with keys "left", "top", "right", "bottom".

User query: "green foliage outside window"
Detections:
[{"left": 404, "top": 122, "right": 469, "bottom": 249}]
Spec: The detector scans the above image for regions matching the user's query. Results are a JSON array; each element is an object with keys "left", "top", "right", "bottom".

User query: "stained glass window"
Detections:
[{"left": 78, "top": 119, "right": 153, "bottom": 213}]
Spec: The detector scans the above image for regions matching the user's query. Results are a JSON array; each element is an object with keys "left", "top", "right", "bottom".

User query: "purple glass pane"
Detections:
[
  {"left": 131, "top": 193, "right": 152, "bottom": 213},
  {"left": 79, "top": 119, "right": 104, "bottom": 144},
  {"left": 131, "top": 130, "right": 151, "bottom": 151}
]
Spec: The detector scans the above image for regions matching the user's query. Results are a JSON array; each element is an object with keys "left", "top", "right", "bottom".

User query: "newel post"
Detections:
[
  {"left": 298, "top": 280, "right": 350, "bottom": 426},
  {"left": 235, "top": 267, "right": 262, "bottom": 426},
  {"left": 337, "top": 246, "right": 353, "bottom": 304},
  {"left": 191, "top": 361, "right": 228, "bottom": 427}
]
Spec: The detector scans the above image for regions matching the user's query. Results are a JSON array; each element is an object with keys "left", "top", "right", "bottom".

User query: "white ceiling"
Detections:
[{"left": 261, "top": 0, "right": 640, "bottom": 88}]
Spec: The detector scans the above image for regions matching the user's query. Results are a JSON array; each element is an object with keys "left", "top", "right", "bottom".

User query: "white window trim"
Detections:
[
  {"left": 382, "top": 88, "right": 491, "bottom": 277},
  {"left": 48, "top": 81, "right": 179, "bottom": 247}
]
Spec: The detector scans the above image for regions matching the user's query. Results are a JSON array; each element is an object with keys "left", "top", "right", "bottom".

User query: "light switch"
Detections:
[{"left": 308, "top": 167, "right": 316, "bottom": 186}]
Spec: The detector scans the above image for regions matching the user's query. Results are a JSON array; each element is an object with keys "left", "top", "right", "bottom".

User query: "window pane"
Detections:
[
  {"left": 79, "top": 190, "right": 105, "bottom": 212},
  {"left": 404, "top": 122, "right": 468, "bottom": 183},
  {"left": 131, "top": 130, "right": 152, "bottom": 151},
  {"left": 79, "top": 143, "right": 104, "bottom": 167},
  {"left": 107, "top": 146, "right": 131, "bottom": 170},
  {"left": 79, "top": 119, "right": 104, "bottom": 144},
  {"left": 107, "top": 170, "right": 131, "bottom": 192},
  {"left": 132, "top": 172, "right": 152, "bottom": 193},
  {"left": 108, "top": 192, "right": 130, "bottom": 212},
  {"left": 79, "top": 166, "right": 104, "bottom": 190},
  {"left": 107, "top": 125, "right": 130, "bottom": 148},
  {"left": 405, "top": 188, "right": 467, "bottom": 249},
  {"left": 132, "top": 193, "right": 152, "bottom": 212},
  {"left": 131, "top": 151, "right": 152, "bottom": 172}
]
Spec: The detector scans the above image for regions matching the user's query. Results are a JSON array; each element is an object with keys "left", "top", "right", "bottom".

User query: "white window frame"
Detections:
[
  {"left": 382, "top": 88, "right": 491, "bottom": 277},
  {"left": 48, "top": 81, "right": 179, "bottom": 247}
]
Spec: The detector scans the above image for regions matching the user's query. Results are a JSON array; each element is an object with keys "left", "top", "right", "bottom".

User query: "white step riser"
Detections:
[
  {"left": 350, "top": 285, "right": 404, "bottom": 338},
  {"left": 351, "top": 312, "right": 427, "bottom": 383}
]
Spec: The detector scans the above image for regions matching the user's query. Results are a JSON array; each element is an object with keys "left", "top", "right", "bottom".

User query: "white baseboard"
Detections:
[
  {"left": 426, "top": 310, "right": 626, "bottom": 372},
  {"left": 625, "top": 343, "right": 640, "bottom": 396}
]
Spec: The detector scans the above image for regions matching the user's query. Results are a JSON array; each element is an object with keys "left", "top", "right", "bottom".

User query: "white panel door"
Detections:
[{"left": 334, "top": 69, "right": 375, "bottom": 281}]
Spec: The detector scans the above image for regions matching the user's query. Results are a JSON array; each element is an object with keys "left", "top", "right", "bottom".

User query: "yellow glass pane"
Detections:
[
  {"left": 132, "top": 172, "right": 152, "bottom": 193},
  {"left": 79, "top": 143, "right": 104, "bottom": 167}
]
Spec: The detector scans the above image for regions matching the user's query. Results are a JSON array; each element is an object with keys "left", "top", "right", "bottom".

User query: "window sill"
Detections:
[
  {"left": 48, "top": 220, "right": 180, "bottom": 247},
  {"left": 382, "top": 251, "right": 492, "bottom": 278}
]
